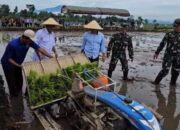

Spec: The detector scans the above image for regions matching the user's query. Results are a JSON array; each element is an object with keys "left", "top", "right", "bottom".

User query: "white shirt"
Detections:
[{"left": 32, "top": 28, "right": 56, "bottom": 60}]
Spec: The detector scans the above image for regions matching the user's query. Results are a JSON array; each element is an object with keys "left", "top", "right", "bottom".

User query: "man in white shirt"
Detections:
[{"left": 33, "top": 17, "right": 61, "bottom": 60}]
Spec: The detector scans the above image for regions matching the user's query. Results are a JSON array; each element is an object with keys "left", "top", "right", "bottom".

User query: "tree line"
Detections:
[{"left": 0, "top": 4, "right": 172, "bottom": 31}]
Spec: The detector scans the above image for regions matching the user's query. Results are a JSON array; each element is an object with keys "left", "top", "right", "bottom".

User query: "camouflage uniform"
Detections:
[
  {"left": 107, "top": 32, "right": 133, "bottom": 79},
  {"left": 154, "top": 31, "right": 180, "bottom": 85}
]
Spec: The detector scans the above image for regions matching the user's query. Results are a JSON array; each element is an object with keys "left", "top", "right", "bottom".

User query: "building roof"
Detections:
[{"left": 61, "top": 5, "right": 130, "bottom": 16}]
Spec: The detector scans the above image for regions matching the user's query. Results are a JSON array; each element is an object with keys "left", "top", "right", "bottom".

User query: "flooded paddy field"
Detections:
[{"left": 0, "top": 31, "right": 180, "bottom": 130}]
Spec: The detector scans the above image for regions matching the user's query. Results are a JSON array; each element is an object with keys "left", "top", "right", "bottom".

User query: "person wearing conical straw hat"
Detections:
[
  {"left": 81, "top": 20, "right": 106, "bottom": 63},
  {"left": 33, "top": 17, "right": 61, "bottom": 60}
]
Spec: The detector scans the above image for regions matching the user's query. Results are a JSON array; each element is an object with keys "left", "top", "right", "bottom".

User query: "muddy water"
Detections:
[{"left": 0, "top": 31, "right": 180, "bottom": 130}]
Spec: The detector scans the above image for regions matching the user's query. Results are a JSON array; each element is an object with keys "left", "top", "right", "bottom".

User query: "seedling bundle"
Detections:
[{"left": 23, "top": 54, "right": 100, "bottom": 109}]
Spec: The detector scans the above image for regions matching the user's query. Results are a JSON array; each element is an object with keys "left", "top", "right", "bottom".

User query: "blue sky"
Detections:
[{"left": 1, "top": 0, "right": 180, "bottom": 21}]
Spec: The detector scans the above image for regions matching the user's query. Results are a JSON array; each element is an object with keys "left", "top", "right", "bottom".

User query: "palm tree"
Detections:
[
  {"left": 153, "top": 19, "right": 158, "bottom": 29},
  {"left": 137, "top": 16, "right": 143, "bottom": 24},
  {"left": 144, "top": 19, "right": 148, "bottom": 24},
  {"left": 13, "top": 6, "right": 18, "bottom": 15},
  {"left": 153, "top": 19, "right": 157, "bottom": 24}
]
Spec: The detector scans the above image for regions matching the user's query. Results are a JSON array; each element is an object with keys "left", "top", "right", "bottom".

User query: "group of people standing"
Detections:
[
  {"left": 82, "top": 18, "right": 180, "bottom": 86},
  {"left": 1, "top": 17, "right": 180, "bottom": 97}
]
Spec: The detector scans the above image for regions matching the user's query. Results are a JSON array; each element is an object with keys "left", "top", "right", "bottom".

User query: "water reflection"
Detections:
[
  {"left": 0, "top": 33, "right": 10, "bottom": 44},
  {"left": 119, "top": 81, "right": 128, "bottom": 95},
  {"left": 11, "top": 96, "right": 24, "bottom": 121},
  {"left": 0, "top": 32, "right": 22, "bottom": 60},
  {"left": 0, "top": 31, "right": 20, "bottom": 44},
  {"left": 155, "top": 86, "right": 180, "bottom": 130},
  {"left": 0, "top": 84, "right": 14, "bottom": 130}
]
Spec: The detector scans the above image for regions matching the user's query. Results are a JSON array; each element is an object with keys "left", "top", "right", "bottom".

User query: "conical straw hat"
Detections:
[
  {"left": 84, "top": 20, "right": 103, "bottom": 30},
  {"left": 42, "top": 17, "right": 62, "bottom": 26}
]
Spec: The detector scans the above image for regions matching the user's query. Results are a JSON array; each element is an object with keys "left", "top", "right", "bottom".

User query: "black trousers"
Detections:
[
  {"left": 88, "top": 57, "right": 99, "bottom": 63},
  {"left": 2, "top": 65, "right": 23, "bottom": 97}
]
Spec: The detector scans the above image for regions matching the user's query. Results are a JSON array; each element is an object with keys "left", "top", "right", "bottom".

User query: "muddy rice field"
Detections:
[{"left": 0, "top": 31, "right": 180, "bottom": 130}]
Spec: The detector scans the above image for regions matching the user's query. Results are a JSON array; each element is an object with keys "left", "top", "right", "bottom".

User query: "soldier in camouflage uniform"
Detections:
[
  {"left": 107, "top": 24, "right": 133, "bottom": 80},
  {"left": 153, "top": 18, "right": 180, "bottom": 85}
]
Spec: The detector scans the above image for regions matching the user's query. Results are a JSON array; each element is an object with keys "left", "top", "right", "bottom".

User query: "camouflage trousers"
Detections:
[
  {"left": 158, "top": 53, "right": 180, "bottom": 78},
  {"left": 108, "top": 53, "right": 128, "bottom": 72}
]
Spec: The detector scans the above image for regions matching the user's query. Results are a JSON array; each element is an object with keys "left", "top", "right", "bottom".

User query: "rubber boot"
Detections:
[
  {"left": 108, "top": 70, "right": 112, "bottom": 78},
  {"left": 123, "top": 71, "right": 128, "bottom": 80},
  {"left": 170, "top": 72, "right": 179, "bottom": 86},
  {"left": 0, "top": 75, "right": 4, "bottom": 86},
  {"left": 153, "top": 73, "right": 164, "bottom": 85}
]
